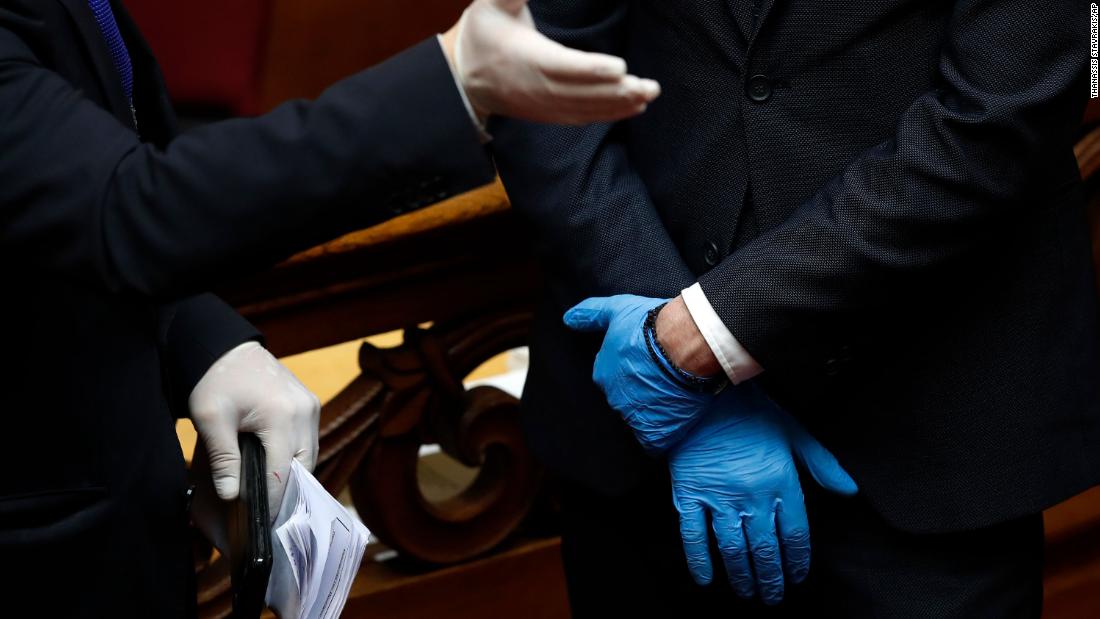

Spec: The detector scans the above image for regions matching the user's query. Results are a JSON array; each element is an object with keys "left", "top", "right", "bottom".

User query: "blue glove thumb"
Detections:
[
  {"left": 788, "top": 423, "right": 859, "bottom": 496},
  {"left": 563, "top": 296, "right": 617, "bottom": 332}
]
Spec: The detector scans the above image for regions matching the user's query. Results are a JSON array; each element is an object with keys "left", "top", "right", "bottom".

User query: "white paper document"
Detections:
[{"left": 265, "top": 459, "right": 370, "bottom": 619}]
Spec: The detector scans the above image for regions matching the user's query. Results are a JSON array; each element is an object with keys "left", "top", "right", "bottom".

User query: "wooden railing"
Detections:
[{"left": 192, "top": 182, "right": 546, "bottom": 617}]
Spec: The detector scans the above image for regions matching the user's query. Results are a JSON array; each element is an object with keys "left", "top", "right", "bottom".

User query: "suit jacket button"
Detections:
[
  {"left": 746, "top": 75, "right": 773, "bottom": 103},
  {"left": 704, "top": 241, "right": 721, "bottom": 267}
]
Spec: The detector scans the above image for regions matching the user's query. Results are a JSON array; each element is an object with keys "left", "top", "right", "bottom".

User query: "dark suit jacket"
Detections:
[
  {"left": 492, "top": 0, "right": 1100, "bottom": 535},
  {"left": 0, "top": 1, "right": 494, "bottom": 616}
]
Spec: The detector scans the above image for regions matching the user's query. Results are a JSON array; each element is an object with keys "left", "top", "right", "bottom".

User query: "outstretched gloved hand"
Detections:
[
  {"left": 563, "top": 294, "right": 716, "bottom": 453},
  {"left": 443, "top": 0, "right": 661, "bottom": 125},
  {"left": 670, "top": 383, "right": 858, "bottom": 605}
]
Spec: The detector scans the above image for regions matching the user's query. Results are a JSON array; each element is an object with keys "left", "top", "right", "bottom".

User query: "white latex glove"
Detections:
[
  {"left": 443, "top": 0, "right": 660, "bottom": 125},
  {"left": 189, "top": 341, "right": 320, "bottom": 520}
]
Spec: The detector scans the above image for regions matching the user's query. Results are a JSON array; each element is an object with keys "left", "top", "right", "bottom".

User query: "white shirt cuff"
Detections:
[
  {"left": 436, "top": 34, "right": 492, "bottom": 144},
  {"left": 681, "top": 282, "right": 763, "bottom": 384}
]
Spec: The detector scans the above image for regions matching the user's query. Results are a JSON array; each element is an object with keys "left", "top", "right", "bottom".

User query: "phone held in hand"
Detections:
[{"left": 229, "top": 433, "right": 273, "bottom": 619}]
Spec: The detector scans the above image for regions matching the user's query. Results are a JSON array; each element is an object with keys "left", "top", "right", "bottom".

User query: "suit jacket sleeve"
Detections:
[
  {"left": 0, "top": 20, "right": 495, "bottom": 298},
  {"left": 490, "top": 0, "right": 695, "bottom": 306},
  {"left": 699, "top": 0, "right": 1087, "bottom": 375},
  {"left": 157, "top": 294, "right": 262, "bottom": 417}
]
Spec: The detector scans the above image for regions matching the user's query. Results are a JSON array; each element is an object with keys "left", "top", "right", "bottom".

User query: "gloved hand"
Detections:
[
  {"left": 670, "top": 383, "right": 858, "bottom": 605},
  {"left": 189, "top": 341, "right": 321, "bottom": 520},
  {"left": 443, "top": 0, "right": 661, "bottom": 125},
  {"left": 564, "top": 294, "right": 715, "bottom": 452}
]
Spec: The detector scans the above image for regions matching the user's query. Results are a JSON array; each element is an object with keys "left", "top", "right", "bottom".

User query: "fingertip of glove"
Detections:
[
  {"left": 690, "top": 570, "right": 713, "bottom": 587},
  {"left": 761, "top": 594, "right": 785, "bottom": 606},
  {"left": 213, "top": 477, "right": 240, "bottom": 502},
  {"left": 562, "top": 309, "right": 584, "bottom": 330},
  {"left": 563, "top": 304, "right": 606, "bottom": 331},
  {"left": 734, "top": 586, "right": 756, "bottom": 600},
  {"left": 593, "top": 55, "right": 627, "bottom": 79},
  {"left": 807, "top": 458, "right": 859, "bottom": 496},
  {"left": 832, "top": 472, "right": 859, "bottom": 496},
  {"left": 632, "top": 77, "right": 661, "bottom": 101}
]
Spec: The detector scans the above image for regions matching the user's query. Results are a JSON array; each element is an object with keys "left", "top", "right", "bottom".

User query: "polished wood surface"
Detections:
[
  {"left": 223, "top": 183, "right": 528, "bottom": 358},
  {"left": 257, "top": 0, "right": 468, "bottom": 111},
  {"left": 1044, "top": 486, "right": 1100, "bottom": 617},
  {"left": 346, "top": 537, "right": 569, "bottom": 619}
]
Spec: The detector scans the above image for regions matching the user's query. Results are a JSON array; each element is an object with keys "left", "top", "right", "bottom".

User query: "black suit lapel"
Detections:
[
  {"left": 726, "top": 0, "right": 755, "bottom": 44},
  {"left": 746, "top": 0, "right": 778, "bottom": 47},
  {"left": 728, "top": 0, "right": 779, "bottom": 50},
  {"left": 55, "top": 0, "right": 133, "bottom": 128}
]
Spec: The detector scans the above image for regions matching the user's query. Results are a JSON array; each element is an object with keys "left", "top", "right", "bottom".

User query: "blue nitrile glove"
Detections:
[
  {"left": 670, "top": 382, "right": 858, "bottom": 605},
  {"left": 563, "top": 294, "right": 716, "bottom": 453}
]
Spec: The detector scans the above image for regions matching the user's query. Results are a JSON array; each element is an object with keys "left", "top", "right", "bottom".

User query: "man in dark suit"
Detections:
[
  {"left": 492, "top": 0, "right": 1096, "bottom": 615},
  {"left": 0, "top": 0, "right": 659, "bottom": 616}
]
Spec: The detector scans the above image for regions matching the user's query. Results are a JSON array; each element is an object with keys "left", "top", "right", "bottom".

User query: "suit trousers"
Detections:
[{"left": 558, "top": 470, "right": 1044, "bottom": 618}]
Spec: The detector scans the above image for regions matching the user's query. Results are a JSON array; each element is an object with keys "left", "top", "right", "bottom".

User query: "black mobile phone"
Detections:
[{"left": 229, "top": 433, "right": 273, "bottom": 619}]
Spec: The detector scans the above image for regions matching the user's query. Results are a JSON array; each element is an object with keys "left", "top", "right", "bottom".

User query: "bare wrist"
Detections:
[
  {"left": 441, "top": 22, "right": 460, "bottom": 65},
  {"left": 441, "top": 22, "right": 489, "bottom": 125},
  {"left": 655, "top": 296, "right": 722, "bottom": 377}
]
